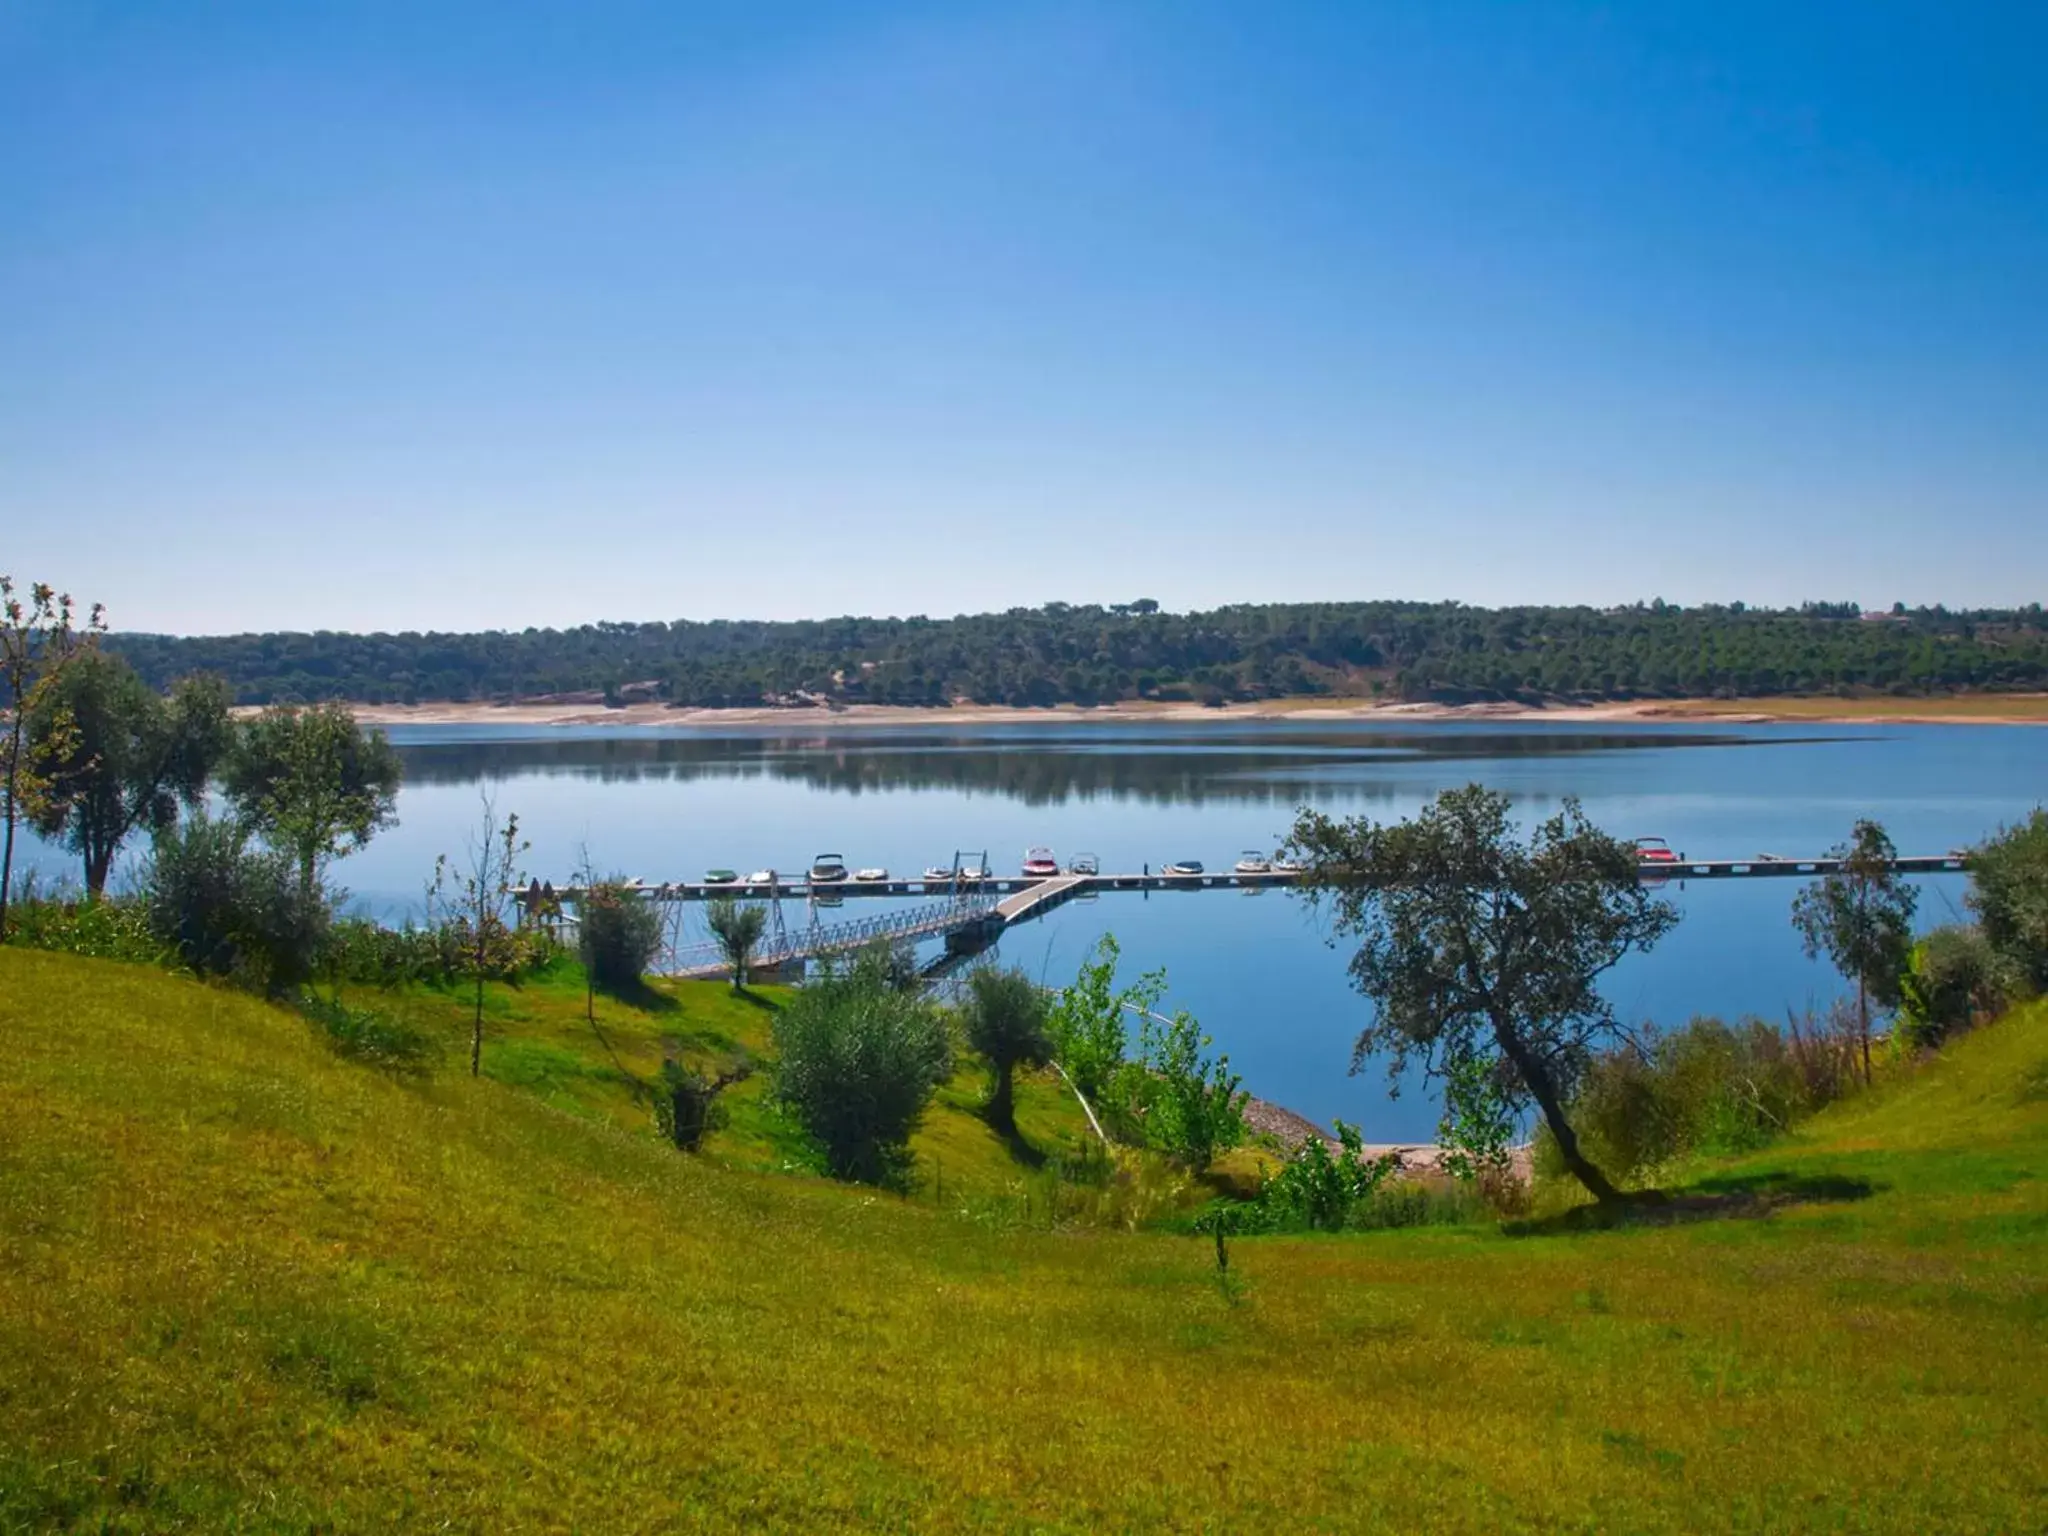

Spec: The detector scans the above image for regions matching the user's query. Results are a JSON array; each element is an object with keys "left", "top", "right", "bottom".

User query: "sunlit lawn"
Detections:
[{"left": 1, "top": 948, "right": 2041, "bottom": 1531}]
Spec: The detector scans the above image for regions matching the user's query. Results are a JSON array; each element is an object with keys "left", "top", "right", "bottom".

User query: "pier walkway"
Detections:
[
  {"left": 521, "top": 854, "right": 1969, "bottom": 982},
  {"left": 532, "top": 852, "right": 1968, "bottom": 908}
]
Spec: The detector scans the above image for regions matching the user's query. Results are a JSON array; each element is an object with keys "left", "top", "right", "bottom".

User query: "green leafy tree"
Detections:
[
  {"left": 28, "top": 654, "right": 231, "bottom": 896},
  {"left": 1288, "top": 784, "right": 1680, "bottom": 1206},
  {"left": 961, "top": 966, "right": 1053, "bottom": 1136},
  {"left": 222, "top": 701, "right": 402, "bottom": 897},
  {"left": 705, "top": 897, "right": 768, "bottom": 992},
  {"left": 1132, "top": 1005, "right": 1247, "bottom": 1172},
  {"left": 1791, "top": 820, "right": 1919, "bottom": 1083},
  {"left": 771, "top": 944, "right": 951, "bottom": 1184},
  {"left": 1966, "top": 808, "right": 2048, "bottom": 991},
  {"left": 1, "top": 576, "right": 102, "bottom": 936},
  {"left": 1046, "top": 934, "right": 1163, "bottom": 1123}
]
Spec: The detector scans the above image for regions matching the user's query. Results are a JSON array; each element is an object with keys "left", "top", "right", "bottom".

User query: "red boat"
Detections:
[
  {"left": 1635, "top": 837, "right": 1680, "bottom": 865},
  {"left": 1021, "top": 847, "right": 1060, "bottom": 877}
]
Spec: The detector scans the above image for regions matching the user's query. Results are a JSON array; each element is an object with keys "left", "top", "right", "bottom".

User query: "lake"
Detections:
[{"left": 17, "top": 717, "right": 2045, "bottom": 1140}]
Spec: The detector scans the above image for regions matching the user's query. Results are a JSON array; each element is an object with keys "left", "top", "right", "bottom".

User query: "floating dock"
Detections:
[{"left": 530, "top": 853, "right": 1969, "bottom": 908}]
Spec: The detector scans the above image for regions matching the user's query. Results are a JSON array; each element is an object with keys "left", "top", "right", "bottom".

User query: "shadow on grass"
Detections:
[
  {"left": 978, "top": 1106, "right": 1050, "bottom": 1170},
  {"left": 599, "top": 980, "right": 680, "bottom": 1015},
  {"left": 1503, "top": 1171, "right": 1880, "bottom": 1236}
]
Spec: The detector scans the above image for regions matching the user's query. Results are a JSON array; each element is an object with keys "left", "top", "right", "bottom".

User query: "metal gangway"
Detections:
[{"left": 662, "top": 858, "right": 1001, "bottom": 981}]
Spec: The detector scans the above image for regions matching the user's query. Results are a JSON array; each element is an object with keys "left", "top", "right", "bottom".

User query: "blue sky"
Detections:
[{"left": 3, "top": 1, "right": 2043, "bottom": 634}]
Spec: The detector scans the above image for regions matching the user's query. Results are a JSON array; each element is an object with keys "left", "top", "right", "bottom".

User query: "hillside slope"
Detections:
[{"left": 1, "top": 949, "right": 2042, "bottom": 1532}]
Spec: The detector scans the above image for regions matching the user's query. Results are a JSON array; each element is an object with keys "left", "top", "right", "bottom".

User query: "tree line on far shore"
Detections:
[{"left": 99, "top": 598, "right": 2048, "bottom": 710}]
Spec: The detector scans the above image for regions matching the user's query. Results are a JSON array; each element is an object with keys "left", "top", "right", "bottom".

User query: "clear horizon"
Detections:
[{"left": 6, "top": 3, "right": 2044, "bottom": 633}]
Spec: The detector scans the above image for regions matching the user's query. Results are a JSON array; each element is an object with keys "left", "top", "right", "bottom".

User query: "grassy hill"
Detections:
[{"left": 2, "top": 948, "right": 2042, "bottom": 1532}]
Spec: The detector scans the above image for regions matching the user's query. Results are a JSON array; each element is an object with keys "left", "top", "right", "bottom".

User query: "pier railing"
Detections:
[{"left": 664, "top": 891, "right": 1000, "bottom": 979}]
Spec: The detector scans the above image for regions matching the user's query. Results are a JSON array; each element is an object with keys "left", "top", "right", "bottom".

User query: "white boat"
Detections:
[
  {"left": 957, "top": 863, "right": 989, "bottom": 882},
  {"left": 1271, "top": 858, "right": 1304, "bottom": 875},
  {"left": 746, "top": 868, "right": 776, "bottom": 885},
  {"left": 923, "top": 865, "right": 956, "bottom": 883},
  {"left": 1067, "top": 851, "right": 1100, "bottom": 875},
  {"left": 809, "top": 853, "right": 849, "bottom": 883},
  {"left": 1163, "top": 859, "right": 1205, "bottom": 877},
  {"left": 854, "top": 867, "right": 889, "bottom": 883},
  {"left": 1233, "top": 851, "right": 1272, "bottom": 874}
]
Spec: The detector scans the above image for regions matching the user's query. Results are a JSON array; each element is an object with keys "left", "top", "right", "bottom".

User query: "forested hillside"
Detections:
[{"left": 106, "top": 599, "right": 2048, "bottom": 708}]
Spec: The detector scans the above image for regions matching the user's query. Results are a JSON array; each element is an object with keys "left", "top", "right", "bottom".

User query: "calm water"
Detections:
[{"left": 21, "top": 718, "right": 2046, "bottom": 1139}]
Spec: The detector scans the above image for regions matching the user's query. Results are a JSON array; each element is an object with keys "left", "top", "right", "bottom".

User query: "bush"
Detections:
[
  {"left": 297, "top": 994, "right": 438, "bottom": 1073},
  {"left": 1255, "top": 1121, "right": 1399, "bottom": 1231},
  {"left": 318, "top": 917, "right": 446, "bottom": 988},
  {"left": 1548, "top": 1013, "right": 1860, "bottom": 1187},
  {"left": 772, "top": 946, "right": 952, "bottom": 1185},
  {"left": 1047, "top": 935, "right": 1160, "bottom": 1110},
  {"left": 145, "top": 811, "right": 328, "bottom": 995},
  {"left": 577, "top": 878, "right": 663, "bottom": 992},
  {"left": 2, "top": 875, "right": 163, "bottom": 964},
  {"left": 1129, "top": 1007, "right": 1246, "bottom": 1172},
  {"left": 1967, "top": 810, "right": 2048, "bottom": 992},
  {"left": 1898, "top": 924, "right": 2015, "bottom": 1050}
]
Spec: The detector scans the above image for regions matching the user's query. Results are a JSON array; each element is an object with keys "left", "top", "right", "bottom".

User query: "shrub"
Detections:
[
  {"left": 297, "top": 994, "right": 438, "bottom": 1073},
  {"left": 1782, "top": 1000, "right": 1865, "bottom": 1108},
  {"left": 1967, "top": 810, "right": 2048, "bottom": 992},
  {"left": 145, "top": 811, "right": 328, "bottom": 995},
  {"left": 1548, "top": 1014, "right": 1853, "bottom": 1187},
  {"left": 318, "top": 917, "right": 446, "bottom": 988},
  {"left": 772, "top": 946, "right": 952, "bottom": 1184},
  {"left": 1898, "top": 924, "right": 2014, "bottom": 1050},
  {"left": 577, "top": 878, "right": 663, "bottom": 992},
  {"left": 2, "top": 874, "right": 162, "bottom": 964},
  {"left": 1256, "top": 1121, "right": 1399, "bottom": 1231}
]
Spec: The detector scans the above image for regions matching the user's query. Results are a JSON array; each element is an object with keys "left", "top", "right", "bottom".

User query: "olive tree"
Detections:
[
  {"left": 1791, "top": 819, "right": 1918, "bottom": 1083},
  {"left": 772, "top": 945, "right": 951, "bottom": 1184},
  {"left": 1288, "top": 784, "right": 1679, "bottom": 1205},
  {"left": 961, "top": 965, "right": 1053, "bottom": 1136},
  {"left": 706, "top": 897, "right": 769, "bottom": 992},
  {"left": 222, "top": 701, "right": 402, "bottom": 898}
]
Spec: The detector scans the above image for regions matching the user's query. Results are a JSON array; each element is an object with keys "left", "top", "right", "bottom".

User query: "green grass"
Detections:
[
  {"left": 328, "top": 961, "right": 1118, "bottom": 1197},
  {"left": 1, "top": 949, "right": 2043, "bottom": 1531}
]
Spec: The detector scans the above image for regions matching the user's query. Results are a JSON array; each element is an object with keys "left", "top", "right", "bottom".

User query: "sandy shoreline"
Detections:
[{"left": 334, "top": 695, "right": 2048, "bottom": 729}]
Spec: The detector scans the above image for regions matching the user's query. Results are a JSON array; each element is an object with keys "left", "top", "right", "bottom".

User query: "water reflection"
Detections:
[{"left": 392, "top": 725, "right": 1786, "bottom": 807}]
